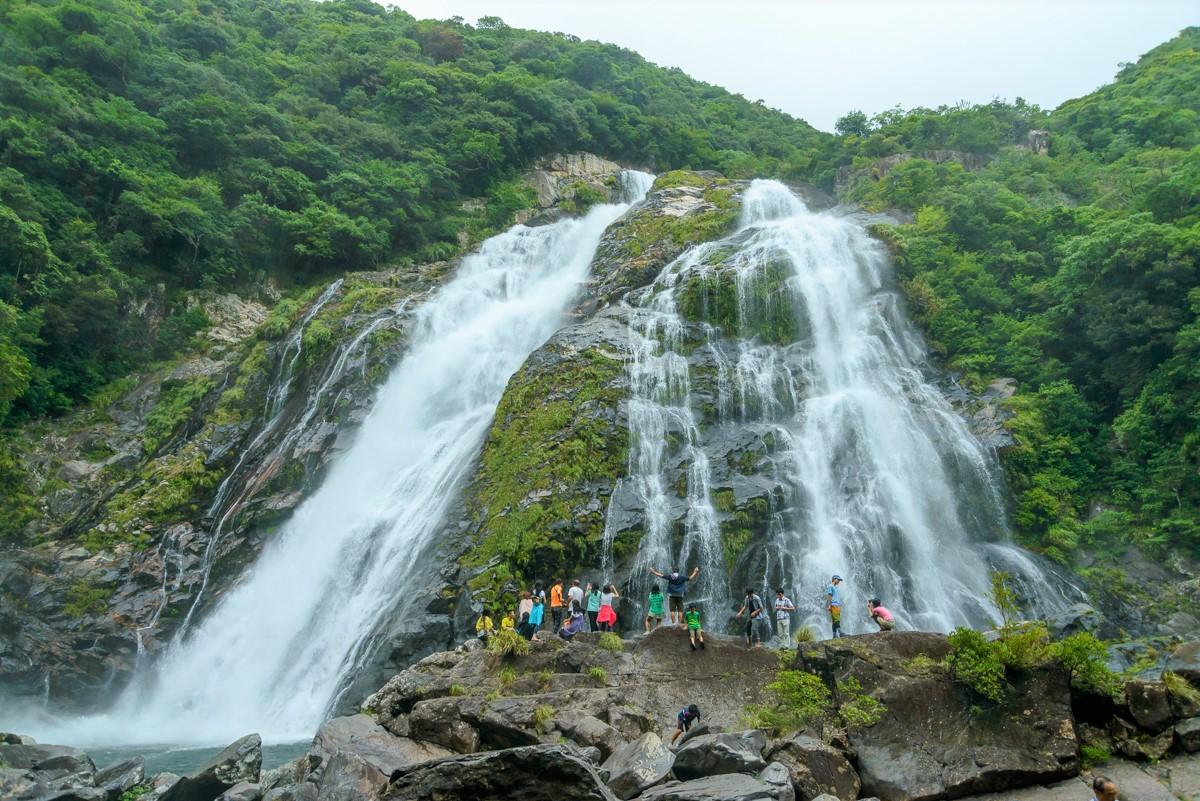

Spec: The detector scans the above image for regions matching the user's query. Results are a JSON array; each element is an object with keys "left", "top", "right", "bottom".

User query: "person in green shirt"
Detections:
[
  {"left": 645, "top": 585, "right": 665, "bottom": 633},
  {"left": 684, "top": 604, "right": 705, "bottom": 651}
]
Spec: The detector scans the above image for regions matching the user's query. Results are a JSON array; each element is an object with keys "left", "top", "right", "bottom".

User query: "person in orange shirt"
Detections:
[{"left": 549, "top": 578, "right": 565, "bottom": 630}]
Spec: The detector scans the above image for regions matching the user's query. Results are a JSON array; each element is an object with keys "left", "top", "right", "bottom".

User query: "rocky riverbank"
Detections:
[{"left": 13, "top": 628, "right": 1200, "bottom": 800}]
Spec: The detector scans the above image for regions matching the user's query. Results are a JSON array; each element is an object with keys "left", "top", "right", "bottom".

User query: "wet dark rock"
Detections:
[
  {"left": 602, "top": 732, "right": 675, "bottom": 800},
  {"left": 93, "top": 757, "right": 145, "bottom": 799},
  {"left": 0, "top": 743, "right": 96, "bottom": 791},
  {"left": 672, "top": 730, "right": 767, "bottom": 780},
  {"left": 636, "top": 772, "right": 788, "bottom": 801},
  {"left": 557, "top": 714, "right": 627, "bottom": 759},
  {"left": 766, "top": 735, "right": 860, "bottom": 801},
  {"left": 385, "top": 744, "right": 617, "bottom": 801},
  {"left": 161, "top": 733, "right": 261, "bottom": 801},
  {"left": 1167, "top": 641, "right": 1200, "bottom": 683},
  {"left": 1127, "top": 681, "right": 1173, "bottom": 732},
  {"left": 307, "top": 714, "right": 452, "bottom": 781},
  {"left": 758, "top": 762, "right": 796, "bottom": 801},
  {"left": 793, "top": 633, "right": 1077, "bottom": 801},
  {"left": 1045, "top": 603, "right": 1105, "bottom": 639},
  {"left": 217, "top": 782, "right": 262, "bottom": 801},
  {"left": 1176, "top": 717, "right": 1200, "bottom": 752}
]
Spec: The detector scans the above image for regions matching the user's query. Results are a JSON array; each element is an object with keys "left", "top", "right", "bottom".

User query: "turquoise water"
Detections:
[{"left": 86, "top": 741, "right": 309, "bottom": 778}]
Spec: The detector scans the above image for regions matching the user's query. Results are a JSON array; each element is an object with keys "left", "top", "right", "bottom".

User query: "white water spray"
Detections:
[{"left": 20, "top": 172, "right": 653, "bottom": 747}]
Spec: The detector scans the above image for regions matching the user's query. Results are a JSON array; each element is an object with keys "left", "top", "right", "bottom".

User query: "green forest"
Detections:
[{"left": 0, "top": 0, "right": 1197, "bottom": 568}]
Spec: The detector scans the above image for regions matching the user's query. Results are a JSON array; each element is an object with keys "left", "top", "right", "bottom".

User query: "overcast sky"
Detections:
[{"left": 393, "top": 0, "right": 1196, "bottom": 131}]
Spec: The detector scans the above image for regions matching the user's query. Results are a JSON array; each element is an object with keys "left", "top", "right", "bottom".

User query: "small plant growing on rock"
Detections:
[
  {"left": 794, "top": 625, "right": 814, "bottom": 644},
  {"left": 588, "top": 666, "right": 608, "bottom": 686},
  {"left": 598, "top": 633, "right": 624, "bottom": 652},
  {"left": 1050, "top": 632, "right": 1117, "bottom": 696},
  {"left": 497, "top": 665, "right": 517, "bottom": 693},
  {"left": 487, "top": 629, "right": 530, "bottom": 658},
  {"left": 1163, "top": 670, "right": 1200, "bottom": 706},
  {"left": 449, "top": 683, "right": 469, "bottom": 697},
  {"left": 537, "top": 668, "right": 553, "bottom": 691},
  {"left": 1080, "top": 744, "right": 1111, "bottom": 769},
  {"left": 533, "top": 704, "right": 555, "bottom": 734},
  {"left": 741, "top": 669, "right": 885, "bottom": 740},
  {"left": 945, "top": 627, "right": 1006, "bottom": 703}
]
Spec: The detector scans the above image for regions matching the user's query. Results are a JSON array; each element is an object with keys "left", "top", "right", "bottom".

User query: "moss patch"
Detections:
[{"left": 465, "top": 347, "right": 628, "bottom": 586}]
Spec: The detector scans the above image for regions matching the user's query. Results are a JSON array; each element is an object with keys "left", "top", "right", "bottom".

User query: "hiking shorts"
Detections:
[{"left": 669, "top": 595, "right": 684, "bottom": 613}]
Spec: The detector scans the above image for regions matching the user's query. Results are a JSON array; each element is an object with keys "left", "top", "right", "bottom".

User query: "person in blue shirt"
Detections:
[
  {"left": 649, "top": 565, "right": 700, "bottom": 627},
  {"left": 826, "top": 574, "right": 844, "bottom": 638}
]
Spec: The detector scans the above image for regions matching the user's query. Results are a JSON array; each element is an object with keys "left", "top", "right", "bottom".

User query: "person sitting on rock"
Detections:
[
  {"left": 1092, "top": 776, "right": 1118, "bottom": 801},
  {"left": 645, "top": 584, "right": 665, "bottom": 634},
  {"left": 671, "top": 703, "right": 701, "bottom": 745},
  {"left": 559, "top": 601, "right": 586, "bottom": 640},
  {"left": 500, "top": 609, "right": 516, "bottom": 632},
  {"left": 736, "top": 587, "right": 768, "bottom": 649},
  {"left": 684, "top": 604, "right": 705, "bottom": 650},
  {"left": 475, "top": 609, "right": 495, "bottom": 641},
  {"left": 516, "top": 611, "right": 537, "bottom": 641},
  {"left": 867, "top": 598, "right": 895, "bottom": 631}
]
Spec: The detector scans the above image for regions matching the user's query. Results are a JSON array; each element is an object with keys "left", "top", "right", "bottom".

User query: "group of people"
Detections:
[
  {"left": 474, "top": 569, "right": 900, "bottom": 650},
  {"left": 474, "top": 579, "right": 622, "bottom": 643}
]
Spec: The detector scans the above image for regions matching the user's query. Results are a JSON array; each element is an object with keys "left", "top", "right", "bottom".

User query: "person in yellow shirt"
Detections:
[
  {"left": 475, "top": 609, "right": 495, "bottom": 641},
  {"left": 500, "top": 609, "right": 516, "bottom": 632}
]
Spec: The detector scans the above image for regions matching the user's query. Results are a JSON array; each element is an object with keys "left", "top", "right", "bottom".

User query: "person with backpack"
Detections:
[
  {"left": 649, "top": 565, "right": 701, "bottom": 627},
  {"left": 826, "top": 574, "right": 845, "bottom": 638},
  {"left": 671, "top": 704, "right": 701, "bottom": 745},
  {"left": 736, "top": 587, "right": 767, "bottom": 649}
]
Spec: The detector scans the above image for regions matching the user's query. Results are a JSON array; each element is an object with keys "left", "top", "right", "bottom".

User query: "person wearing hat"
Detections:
[{"left": 826, "top": 575, "right": 844, "bottom": 638}]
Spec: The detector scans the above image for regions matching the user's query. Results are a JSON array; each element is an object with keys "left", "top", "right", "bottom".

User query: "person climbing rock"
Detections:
[
  {"left": 827, "top": 574, "right": 844, "bottom": 638},
  {"left": 550, "top": 578, "right": 565, "bottom": 630},
  {"left": 684, "top": 603, "right": 705, "bottom": 650},
  {"left": 475, "top": 609, "right": 494, "bottom": 641},
  {"left": 597, "top": 584, "right": 619, "bottom": 632},
  {"left": 671, "top": 704, "right": 701, "bottom": 745},
  {"left": 867, "top": 598, "right": 895, "bottom": 631},
  {"left": 773, "top": 588, "right": 795, "bottom": 647},
  {"left": 649, "top": 566, "right": 700, "bottom": 627},
  {"left": 585, "top": 581, "right": 602, "bottom": 631},
  {"left": 736, "top": 587, "right": 767, "bottom": 649},
  {"left": 646, "top": 584, "right": 665, "bottom": 633}
]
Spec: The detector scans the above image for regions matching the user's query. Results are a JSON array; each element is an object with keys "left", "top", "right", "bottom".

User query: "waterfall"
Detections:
[
  {"left": 33, "top": 171, "right": 653, "bottom": 747},
  {"left": 614, "top": 179, "right": 1076, "bottom": 635}
]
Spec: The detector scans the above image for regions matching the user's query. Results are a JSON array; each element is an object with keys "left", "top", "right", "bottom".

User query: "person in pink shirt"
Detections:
[{"left": 868, "top": 598, "right": 895, "bottom": 631}]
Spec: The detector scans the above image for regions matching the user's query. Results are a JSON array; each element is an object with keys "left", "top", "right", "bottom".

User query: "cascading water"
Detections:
[
  {"left": 614, "top": 179, "right": 1078, "bottom": 634},
  {"left": 25, "top": 171, "right": 653, "bottom": 747}
]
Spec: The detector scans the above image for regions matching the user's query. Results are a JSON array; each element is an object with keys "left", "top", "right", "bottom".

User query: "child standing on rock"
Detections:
[
  {"left": 646, "top": 585, "right": 665, "bottom": 633},
  {"left": 685, "top": 604, "right": 705, "bottom": 650}
]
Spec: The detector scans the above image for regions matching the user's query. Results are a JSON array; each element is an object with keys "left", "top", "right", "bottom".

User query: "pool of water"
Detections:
[{"left": 86, "top": 741, "right": 310, "bottom": 778}]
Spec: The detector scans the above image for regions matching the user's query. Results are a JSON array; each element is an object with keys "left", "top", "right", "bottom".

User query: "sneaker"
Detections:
[
  {"left": 689, "top": 641, "right": 697, "bottom": 651},
  {"left": 698, "top": 640, "right": 705, "bottom": 649}
]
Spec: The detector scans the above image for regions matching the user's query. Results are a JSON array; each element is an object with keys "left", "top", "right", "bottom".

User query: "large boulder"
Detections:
[
  {"left": 766, "top": 735, "right": 860, "bottom": 801},
  {"left": 1167, "top": 642, "right": 1200, "bottom": 684},
  {"left": 385, "top": 744, "right": 616, "bottom": 800},
  {"left": 558, "top": 715, "right": 627, "bottom": 759},
  {"left": 758, "top": 762, "right": 796, "bottom": 801},
  {"left": 637, "top": 773, "right": 789, "bottom": 801},
  {"left": 0, "top": 743, "right": 97, "bottom": 791},
  {"left": 1176, "top": 717, "right": 1200, "bottom": 752},
  {"left": 162, "top": 734, "right": 262, "bottom": 801},
  {"left": 794, "top": 633, "right": 1078, "bottom": 801},
  {"left": 672, "top": 731, "right": 767, "bottom": 780},
  {"left": 602, "top": 733, "right": 675, "bottom": 800},
  {"left": 94, "top": 757, "right": 146, "bottom": 799},
  {"left": 1126, "top": 681, "right": 1173, "bottom": 732},
  {"left": 406, "top": 698, "right": 481, "bottom": 753},
  {"left": 308, "top": 714, "right": 451, "bottom": 780},
  {"left": 313, "top": 751, "right": 387, "bottom": 801}
]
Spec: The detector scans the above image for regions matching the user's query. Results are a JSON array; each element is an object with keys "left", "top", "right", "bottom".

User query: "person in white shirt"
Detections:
[
  {"left": 773, "top": 588, "right": 795, "bottom": 648},
  {"left": 567, "top": 578, "right": 584, "bottom": 610}
]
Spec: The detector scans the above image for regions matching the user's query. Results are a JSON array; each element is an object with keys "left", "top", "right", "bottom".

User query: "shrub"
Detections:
[
  {"left": 945, "top": 627, "right": 1007, "bottom": 703},
  {"left": 1164, "top": 670, "right": 1200, "bottom": 707},
  {"left": 836, "top": 677, "right": 886, "bottom": 729},
  {"left": 533, "top": 704, "right": 555, "bottom": 734},
  {"left": 1080, "top": 744, "right": 1111, "bottom": 769},
  {"left": 588, "top": 666, "right": 608, "bottom": 685},
  {"left": 1050, "top": 632, "right": 1117, "bottom": 696},
  {"left": 742, "top": 669, "right": 885, "bottom": 738},
  {"left": 487, "top": 629, "right": 530, "bottom": 658},
  {"left": 598, "top": 633, "right": 624, "bottom": 652},
  {"left": 995, "top": 621, "right": 1050, "bottom": 669},
  {"left": 794, "top": 625, "right": 814, "bottom": 644},
  {"left": 449, "top": 683, "right": 468, "bottom": 697},
  {"left": 118, "top": 787, "right": 150, "bottom": 801}
]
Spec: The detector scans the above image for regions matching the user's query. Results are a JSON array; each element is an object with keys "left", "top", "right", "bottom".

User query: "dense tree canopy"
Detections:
[{"left": 0, "top": 0, "right": 825, "bottom": 421}]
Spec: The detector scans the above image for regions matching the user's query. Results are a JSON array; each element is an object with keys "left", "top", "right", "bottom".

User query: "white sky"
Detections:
[{"left": 392, "top": 0, "right": 1197, "bottom": 131}]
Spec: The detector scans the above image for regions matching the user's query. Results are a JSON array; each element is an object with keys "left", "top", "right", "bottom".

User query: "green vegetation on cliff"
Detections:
[
  {"left": 0, "top": 0, "right": 824, "bottom": 427},
  {"left": 834, "top": 29, "right": 1200, "bottom": 562}
]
